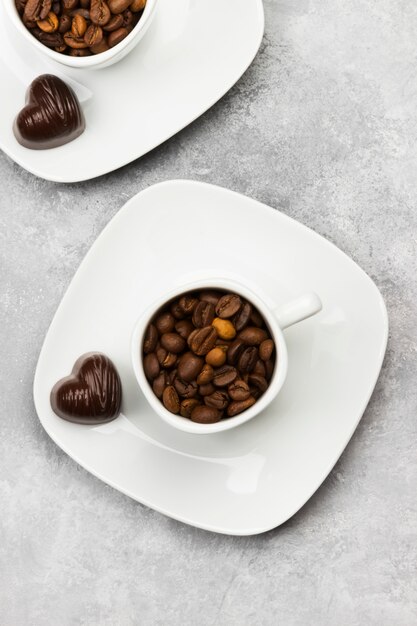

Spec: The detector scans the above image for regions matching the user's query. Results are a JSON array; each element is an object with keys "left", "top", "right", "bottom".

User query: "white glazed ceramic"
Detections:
[
  {"left": 33, "top": 180, "right": 388, "bottom": 535},
  {"left": 4, "top": 0, "right": 159, "bottom": 69},
  {"left": 0, "top": 0, "right": 264, "bottom": 182},
  {"left": 132, "top": 280, "right": 322, "bottom": 434}
]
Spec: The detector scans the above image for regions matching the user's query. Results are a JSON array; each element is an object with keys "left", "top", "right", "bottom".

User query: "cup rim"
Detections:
[
  {"left": 5, "top": 0, "right": 157, "bottom": 69},
  {"left": 131, "top": 278, "right": 288, "bottom": 435}
]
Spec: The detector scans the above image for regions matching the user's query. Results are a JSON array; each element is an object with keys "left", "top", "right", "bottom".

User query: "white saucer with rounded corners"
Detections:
[
  {"left": 0, "top": 0, "right": 264, "bottom": 182},
  {"left": 33, "top": 180, "right": 388, "bottom": 535}
]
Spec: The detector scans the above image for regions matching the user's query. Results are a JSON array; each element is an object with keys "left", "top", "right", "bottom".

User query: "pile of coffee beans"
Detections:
[
  {"left": 142, "top": 290, "right": 276, "bottom": 424},
  {"left": 16, "top": 0, "right": 146, "bottom": 56}
]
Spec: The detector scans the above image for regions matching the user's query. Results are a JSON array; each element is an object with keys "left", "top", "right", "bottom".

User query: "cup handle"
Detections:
[{"left": 274, "top": 292, "right": 322, "bottom": 330}]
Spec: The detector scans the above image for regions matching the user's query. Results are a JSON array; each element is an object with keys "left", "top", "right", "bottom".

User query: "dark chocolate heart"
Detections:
[
  {"left": 14, "top": 74, "right": 85, "bottom": 150},
  {"left": 50, "top": 353, "right": 122, "bottom": 424}
]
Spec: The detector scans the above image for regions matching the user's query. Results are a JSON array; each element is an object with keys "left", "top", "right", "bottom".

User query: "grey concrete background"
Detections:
[{"left": 1, "top": 0, "right": 416, "bottom": 624}]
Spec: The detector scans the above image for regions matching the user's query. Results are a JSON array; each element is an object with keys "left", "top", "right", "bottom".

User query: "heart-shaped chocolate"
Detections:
[
  {"left": 50, "top": 353, "right": 122, "bottom": 424},
  {"left": 14, "top": 74, "right": 85, "bottom": 150}
]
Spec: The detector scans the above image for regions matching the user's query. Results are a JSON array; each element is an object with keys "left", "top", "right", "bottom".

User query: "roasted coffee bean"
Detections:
[
  {"left": 233, "top": 301, "right": 252, "bottom": 332},
  {"left": 238, "top": 347, "right": 258, "bottom": 373},
  {"left": 168, "top": 369, "right": 177, "bottom": 385},
  {"left": 198, "top": 383, "right": 215, "bottom": 397},
  {"left": 259, "top": 339, "right": 274, "bottom": 361},
  {"left": 62, "top": 0, "right": 78, "bottom": 10},
  {"left": 227, "top": 396, "right": 256, "bottom": 417},
  {"left": 64, "top": 30, "right": 88, "bottom": 46},
  {"left": 170, "top": 301, "right": 185, "bottom": 320},
  {"left": 90, "top": 0, "right": 110, "bottom": 25},
  {"left": 180, "top": 398, "right": 200, "bottom": 419},
  {"left": 192, "top": 301, "right": 215, "bottom": 328},
  {"left": 156, "top": 345, "right": 166, "bottom": 365},
  {"left": 71, "top": 23, "right": 92, "bottom": 44},
  {"left": 39, "top": 0, "right": 52, "bottom": 20},
  {"left": 143, "top": 352, "right": 159, "bottom": 380},
  {"left": 179, "top": 295, "right": 198, "bottom": 315},
  {"left": 23, "top": 13, "right": 37, "bottom": 26},
  {"left": 174, "top": 378, "right": 198, "bottom": 399},
  {"left": 205, "top": 346, "right": 227, "bottom": 368},
  {"left": 163, "top": 353, "right": 177, "bottom": 369},
  {"left": 27, "top": 22, "right": 41, "bottom": 33},
  {"left": 69, "top": 6, "right": 89, "bottom": 15},
  {"left": 156, "top": 346, "right": 177, "bottom": 368},
  {"left": 253, "top": 359, "right": 266, "bottom": 378},
  {"left": 152, "top": 371, "right": 168, "bottom": 398},
  {"left": 143, "top": 323, "right": 158, "bottom": 354},
  {"left": 79, "top": 0, "right": 89, "bottom": 7},
  {"left": 15, "top": 0, "right": 27, "bottom": 16},
  {"left": 250, "top": 308, "right": 264, "bottom": 328},
  {"left": 102, "top": 12, "right": 123, "bottom": 29},
  {"left": 58, "top": 13, "right": 71, "bottom": 31},
  {"left": 215, "top": 294, "right": 241, "bottom": 319},
  {"left": 204, "top": 391, "right": 229, "bottom": 410},
  {"left": 265, "top": 358, "right": 274, "bottom": 381},
  {"left": 228, "top": 379, "right": 251, "bottom": 401},
  {"left": 84, "top": 23, "right": 103, "bottom": 45},
  {"left": 23, "top": 15, "right": 38, "bottom": 27},
  {"left": 24, "top": 0, "right": 51, "bottom": 22},
  {"left": 177, "top": 352, "right": 204, "bottom": 382},
  {"left": 129, "top": 0, "right": 145, "bottom": 11},
  {"left": 52, "top": 1, "right": 61, "bottom": 12},
  {"left": 64, "top": 31, "right": 88, "bottom": 50},
  {"left": 69, "top": 46, "right": 91, "bottom": 55},
  {"left": 175, "top": 319, "right": 194, "bottom": 340},
  {"left": 121, "top": 8, "right": 132, "bottom": 25},
  {"left": 215, "top": 339, "right": 232, "bottom": 347},
  {"left": 162, "top": 386, "right": 180, "bottom": 414},
  {"left": 191, "top": 405, "right": 221, "bottom": 424},
  {"left": 212, "top": 317, "right": 236, "bottom": 340},
  {"left": 155, "top": 312, "right": 175, "bottom": 334},
  {"left": 156, "top": 348, "right": 177, "bottom": 369},
  {"left": 90, "top": 37, "right": 109, "bottom": 52},
  {"left": 71, "top": 13, "right": 87, "bottom": 36},
  {"left": 227, "top": 338, "right": 245, "bottom": 365},
  {"left": 188, "top": 326, "right": 217, "bottom": 356},
  {"left": 239, "top": 327, "right": 268, "bottom": 346},
  {"left": 199, "top": 290, "right": 222, "bottom": 305},
  {"left": 250, "top": 386, "right": 261, "bottom": 400},
  {"left": 248, "top": 374, "right": 268, "bottom": 395},
  {"left": 213, "top": 365, "right": 237, "bottom": 387},
  {"left": 55, "top": 42, "right": 67, "bottom": 51},
  {"left": 108, "top": 0, "right": 130, "bottom": 12},
  {"left": 38, "top": 30, "right": 63, "bottom": 45},
  {"left": 196, "top": 364, "right": 214, "bottom": 385},
  {"left": 160, "top": 332, "right": 186, "bottom": 354},
  {"left": 37, "top": 11, "right": 59, "bottom": 31}
]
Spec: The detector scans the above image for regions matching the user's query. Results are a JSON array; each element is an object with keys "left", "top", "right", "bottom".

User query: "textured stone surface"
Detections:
[{"left": 1, "top": 0, "right": 416, "bottom": 624}]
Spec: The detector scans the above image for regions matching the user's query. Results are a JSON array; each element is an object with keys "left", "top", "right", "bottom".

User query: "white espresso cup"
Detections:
[
  {"left": 4, "top": 0, "right": 159, "bottom": 70},
  {"left": 131, "top": 278, "right": 322, "bottom": 434}
]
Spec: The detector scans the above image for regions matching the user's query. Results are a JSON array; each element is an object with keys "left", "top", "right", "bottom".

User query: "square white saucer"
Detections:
[
  {"left": 0, "top": 0, "right": 264, "bottom": 182},
  {"left": 33, "top": 180, "right": 388, "bottom": 534}
]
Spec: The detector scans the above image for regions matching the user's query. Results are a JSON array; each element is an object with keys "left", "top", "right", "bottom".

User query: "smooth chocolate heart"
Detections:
[
  {"left": 14, "top": 74, "right": 85, "bottom": 150},
  {"left": 50, "top": 353, "right": 122, "bottom": 424}
]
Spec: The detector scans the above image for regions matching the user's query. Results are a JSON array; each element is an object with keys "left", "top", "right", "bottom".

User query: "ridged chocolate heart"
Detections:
[
  {"left": 50, "top": 353, "right": 122, "bottom": 425},
  {"left": 14, "top": 74, "right": 85, "bottom": 150}
]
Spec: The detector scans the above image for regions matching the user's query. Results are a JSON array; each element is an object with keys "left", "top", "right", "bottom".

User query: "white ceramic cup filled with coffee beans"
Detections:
[
  {"left": 5, "top": 0, "right": 158, "bottom": 68},
  {"left": 131, "top": 278, "right": 322, "bottom": 435}
]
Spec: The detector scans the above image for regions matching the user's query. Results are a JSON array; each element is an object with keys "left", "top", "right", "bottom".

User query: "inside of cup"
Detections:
[{"left": 139, "top": 286, "right": 278, "bottom": 426}]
